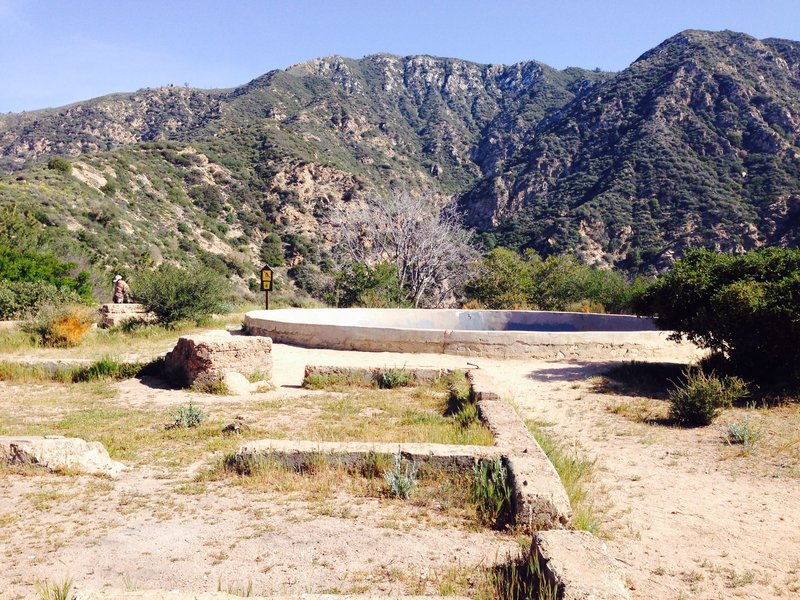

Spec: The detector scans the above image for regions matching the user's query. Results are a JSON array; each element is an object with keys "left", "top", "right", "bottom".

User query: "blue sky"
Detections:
[{"left": 1, "top": 0, "right": 799, "bottom": 113}]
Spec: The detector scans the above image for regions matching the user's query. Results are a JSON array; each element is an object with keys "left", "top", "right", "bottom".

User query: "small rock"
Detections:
[
  {"left": 222, "top": 417, "right": 250, "bottom": 436},
  {"left": 222, "top": 371, "right": 251, "bottom": 395}
]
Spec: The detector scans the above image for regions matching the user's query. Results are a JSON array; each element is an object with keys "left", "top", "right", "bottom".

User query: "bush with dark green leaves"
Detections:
[
  {"left": 0, "top": 246, "right": 92, "bottom": 297},
  {"left": 634, "top": 248, "right": 800, "bottom": 384},
  {"left": 462, "top": 247, "right": 536, "bottom": 309},
  {"left": 0, "top": 245, "right": 92, "bottom": 318},
  {"left": 134, "top": 264, "right": 231, "bottom": 327}
]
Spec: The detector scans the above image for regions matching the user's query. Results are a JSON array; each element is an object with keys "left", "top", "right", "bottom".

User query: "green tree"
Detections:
[
  {"left": 463, "top": 247, "right": 536, "bottom": 308},
  {"left": 634, "top": 248, "right": 800, "bottom": 384},
  {"left": 0, "top": 246, "right": 92, "bottom": 299}
]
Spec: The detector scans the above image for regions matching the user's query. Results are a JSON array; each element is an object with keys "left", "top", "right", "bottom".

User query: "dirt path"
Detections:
[{"left": 262, "top": 344, "right": 800, "bottom": 599}]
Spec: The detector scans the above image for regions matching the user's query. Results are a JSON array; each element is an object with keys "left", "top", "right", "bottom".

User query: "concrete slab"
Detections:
[{"left": 533, "top": 530, "right": 631, "bottom": 600}]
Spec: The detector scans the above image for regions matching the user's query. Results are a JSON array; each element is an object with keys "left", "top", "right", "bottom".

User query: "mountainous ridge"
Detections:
[{"left": 1, "top": 30, "right": 799, "bottom": 296}]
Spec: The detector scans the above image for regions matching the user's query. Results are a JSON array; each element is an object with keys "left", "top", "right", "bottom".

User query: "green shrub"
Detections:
[
  {"left": 21, "top": 304, "right": 95, "bottom": 347},
  {"left": 335, "top": 261, "right": 407, "bottom": 307},
  {"left": 726, "top": 420, "right": 763, "bottom": 452},
  {"left": 376, "top": 367, "right": 413, "bottom": 389},
  {"left": 383, "top": 452, "right": 418, "bottom": 499},
  {"left": 463, "top": 248, "right": 643, "bottom": 313},
  {"left": 170, "top": 402, "right": 206, "bottom": 428},
  {"left": 0, "top": 280, "right": 82, "bottom": 320},
  {"left": 134, "top": 263, "right": 231, "bottom": 327},
  {"left": 472, "top": 458, "right": 513, "bottom": 528},
  {"left": 634, "top": 248, "right": 800, "bottom": 384},
  {"left": 47, "top": 157, "right": 71, "bottom": 173},
  {"left": 463, "top": 247, "right": 536, "bottom": 309},
  {"left": 669, "top": 368, "right": 748, "bottom": 426},
  {"left": 0, "top": 246, "right": 92, "bottom": 300},
  {"left": 259, "top": 232, "right": 284, "bottom": 267}
]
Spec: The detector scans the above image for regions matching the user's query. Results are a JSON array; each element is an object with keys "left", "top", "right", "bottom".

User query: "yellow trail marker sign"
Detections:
[{"left": 260, "top": 265, "right": 274, "bottom": 292}]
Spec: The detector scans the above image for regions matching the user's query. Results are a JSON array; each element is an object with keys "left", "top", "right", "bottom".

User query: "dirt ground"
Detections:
[{"left": 1, "top": 338, "right": 799, "bottom": 598}]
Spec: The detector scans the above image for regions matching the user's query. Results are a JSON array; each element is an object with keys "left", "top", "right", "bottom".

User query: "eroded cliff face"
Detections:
[
  {"left": 459, "top": 30, "right": 800, "bottom": 270},
  {"left": 3, "top": 31, "right": 800, "bottom": 276},
  {"left": 0, "top": 87, "right": 223, "bottom": 169}
]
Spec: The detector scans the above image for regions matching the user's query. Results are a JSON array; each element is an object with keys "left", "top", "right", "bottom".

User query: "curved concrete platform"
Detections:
[{"left": 244, "top": 308, "right": 684, "bottom": 360}]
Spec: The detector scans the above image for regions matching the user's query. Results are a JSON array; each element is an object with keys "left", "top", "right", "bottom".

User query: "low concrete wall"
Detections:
[
  {"left": 235, "top": 439, "right": 501, "bottom": 471},
  {"left": 245, "top": 308, "right": 681, "bottom": 359}
]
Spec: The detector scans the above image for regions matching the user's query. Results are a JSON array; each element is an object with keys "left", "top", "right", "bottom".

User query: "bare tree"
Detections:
[{"left": 332, "top": 192, "right": 478, "bottom": 307}]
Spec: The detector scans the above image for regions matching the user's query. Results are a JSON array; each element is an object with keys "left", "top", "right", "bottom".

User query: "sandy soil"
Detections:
[{"left": 1, "top": 340, "right": 799, "bottom": 598}]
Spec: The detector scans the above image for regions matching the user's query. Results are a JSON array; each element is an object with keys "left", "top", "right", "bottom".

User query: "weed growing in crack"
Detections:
[
  {"left": 447, "top": 370, "right": 480, "bottom": 428},
  {"left": 472, "top": 457, "right": 513, "bottom": 528},
  {"left": 71, "top": 356, "right": 145, "bottom": 382},
  {"left": 191, "top": 379, "right": 230, "bottom": 395},
  {"left": 527, "top": 420, "right": 602, "bottom": 534},
  {"left": 483, "top": 550, "right": 558, "bottom": 600},
  {"left": 383, "top": 452, "right": 418, "bottom": 498}
]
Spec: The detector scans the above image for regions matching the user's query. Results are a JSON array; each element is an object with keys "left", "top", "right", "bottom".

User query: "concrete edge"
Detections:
[
  {"left": 469, "top": 370, "right": 572, "bottom": 530},
  {"left": 235, "top": 439, "right": 501, "bottom": 471},
  {"left": 532, "top": 530, "right": 632, "bottom": 600}
]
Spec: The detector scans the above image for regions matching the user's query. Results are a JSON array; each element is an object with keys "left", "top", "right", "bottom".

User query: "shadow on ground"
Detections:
[{"left": 526, "top": 361, "right": 610, "bottom": 383}]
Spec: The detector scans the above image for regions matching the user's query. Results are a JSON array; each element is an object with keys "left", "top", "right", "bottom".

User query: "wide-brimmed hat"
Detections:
[{"left": 113, "top": 275, "right": 122, "bottom": 282}]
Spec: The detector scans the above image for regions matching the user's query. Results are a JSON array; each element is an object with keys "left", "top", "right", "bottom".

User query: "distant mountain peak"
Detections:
[{"left": 2, "top": 29, "right": 799, "bottom": 280}]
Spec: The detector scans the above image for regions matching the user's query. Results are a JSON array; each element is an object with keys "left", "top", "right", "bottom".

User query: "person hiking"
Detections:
[{"left": 112, "top": 275, "right": 131, "bottom": 304}]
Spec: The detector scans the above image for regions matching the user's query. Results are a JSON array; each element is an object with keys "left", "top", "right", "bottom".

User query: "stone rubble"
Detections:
[{"left": 0, "top": 435, "right": 126, "bottom": 477}]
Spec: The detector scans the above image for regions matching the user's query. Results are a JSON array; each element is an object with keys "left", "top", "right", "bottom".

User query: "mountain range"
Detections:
[{"left": 1, "top": 29, "right": 798, "bottom": 294}]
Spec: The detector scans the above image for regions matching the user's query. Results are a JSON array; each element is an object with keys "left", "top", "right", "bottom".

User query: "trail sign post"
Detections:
[{"left": 260, "top": 265, "right": 273, "bottom": 310}]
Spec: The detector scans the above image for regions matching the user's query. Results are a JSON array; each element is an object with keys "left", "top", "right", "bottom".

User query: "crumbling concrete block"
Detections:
[
  {"left": 98, "top": 303, "right": 155, "bottom": 328},
  {"left": 164, "top": 330, "right": 272, "bottom": 388}
]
